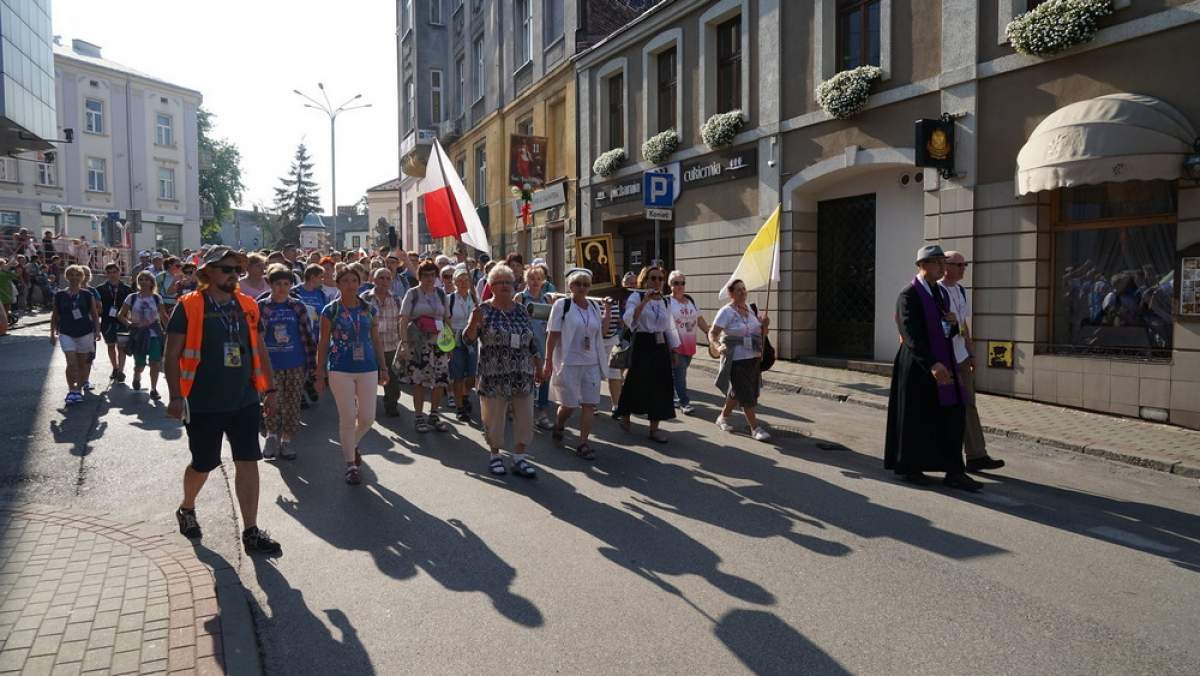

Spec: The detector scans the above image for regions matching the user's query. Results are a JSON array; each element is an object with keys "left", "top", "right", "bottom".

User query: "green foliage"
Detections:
[
  {"left": 272, "top": 143, "right": 323, "bottom": 248},
  {"left": 1006, "top": 0, "right": 1113, "bottom": 56},
  {"left": 197, "top": 108, "right": 244, "bottom": 237}
]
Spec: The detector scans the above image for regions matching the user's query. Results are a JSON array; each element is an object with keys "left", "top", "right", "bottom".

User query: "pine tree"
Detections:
[{"left": 272, "top": 143, "right": 322, "bottom": 247}]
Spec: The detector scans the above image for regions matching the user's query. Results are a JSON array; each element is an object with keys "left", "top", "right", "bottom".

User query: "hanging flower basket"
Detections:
[
  {"left": 641, "top": 129, "right": 680, "bottom": 166},
  {"left": 816, "top": 65, "right": 882, "bottom": 120},
  {"left": 701, "top": 110, "right": 746, "bottom": 150},
  {"left": 1006, "top": 0, "right": 1113, "bottom": 56},
  {"left": 592, "top": 148, "right": 626, "bottom": 177}
]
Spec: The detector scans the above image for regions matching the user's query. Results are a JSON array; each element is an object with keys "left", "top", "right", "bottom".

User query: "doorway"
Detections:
[
  {"left": 620, "top": 219, "right": 674, "bottom": 274},
  {"left": 547, "top": 223, "right": 565, "bottom": 288},
  {"left": 817, "top": 193, "right": 876, "bottom": 359}
]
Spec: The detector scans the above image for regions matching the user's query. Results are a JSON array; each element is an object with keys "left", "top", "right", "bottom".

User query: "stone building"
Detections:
[{"left": 576, "top": 0, "right": 1200, "bottom": 428}]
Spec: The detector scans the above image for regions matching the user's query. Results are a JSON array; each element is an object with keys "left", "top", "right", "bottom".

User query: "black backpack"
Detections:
[{"left": 749, "top": 303, "right": 776, "bottom": 371}]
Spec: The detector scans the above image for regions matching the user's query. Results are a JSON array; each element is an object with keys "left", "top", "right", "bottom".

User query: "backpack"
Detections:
[{"left": 749, "top": 303, "right": 776, "bottom": 371}]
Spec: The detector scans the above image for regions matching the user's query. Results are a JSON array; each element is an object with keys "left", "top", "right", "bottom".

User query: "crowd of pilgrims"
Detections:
[{"left": 55, "top": 244, "right": 773, "bottom": 484}]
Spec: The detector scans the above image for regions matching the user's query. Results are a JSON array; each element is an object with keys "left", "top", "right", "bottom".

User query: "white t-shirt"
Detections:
[
  {"left": 448, "top": 291, "right": 476, "bottom": 331},
  {"left": 123, "top": 293, "right": 163, "bottom": 335},
  {"left": 622, "top": 291, "right": 681, "bottom": 349},
  {"left": 322, "top": 285, "right": 339, "bottom": 303},
  {"left": 713, "top": 304, "right": 762, "bottom": 361},
  {"left": 939, "top": 281, "right": 971, "bottom": 364},
  {"left": 549, "top": 298, "right": 603, "bottom": 366}
]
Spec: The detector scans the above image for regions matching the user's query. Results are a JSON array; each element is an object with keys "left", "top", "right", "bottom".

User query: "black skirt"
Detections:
[
  {"left": 728, "top": 358, "right": 762, "bottom": 407},
  {"left": 615, "top": 332, "right": 676, "bottom": 421}
]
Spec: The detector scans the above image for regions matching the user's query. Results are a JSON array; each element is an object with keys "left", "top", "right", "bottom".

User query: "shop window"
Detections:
[
  {"left": 1051, "top": 181, "right": 1177, "bottom": 359},
  {"left": 837, "top": 0, "right": 881, "bottom": 72}
]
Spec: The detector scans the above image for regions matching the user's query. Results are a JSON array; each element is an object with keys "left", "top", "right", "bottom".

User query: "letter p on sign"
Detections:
[{"left": 643, "top": 172, "right": 674, "bottom": 208}]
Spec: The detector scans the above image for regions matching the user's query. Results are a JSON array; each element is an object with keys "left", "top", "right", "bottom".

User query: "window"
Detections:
[
  {"left": 657, "top": 47, "right": 677, "bottom": 133},
  {"left": 456, "top": 156, "right": 466, "bottom": 181},
  {"left": 474, "top": 37, "right": 485, "bottom": 100},
  {"left": 402, "top": 0, "right": 413, "bottom": 32},
  {"left": 158, "top": 167, "right": 176, "bottom": 200},
  {"left": 430, "top": 0, "right": 443, "bottom": 24},
  {"left": 455, "top": 57, "right": 466, "bottom": 115},
  {"left": 547, "top": 98, "right": 565, "bottom": 179},
  {"left": 0, "top": 157, "right": 17, "bottom": 182},
  {"left": 431, "top": 70, "right": 444, "bottom": 123},
  {"left": 85, "top": 98, "right": 104, "bottom": 134},
  {"left": 156, "top": 114, "right": 174, "bottom": 146},
  {"left": 405, "top": 78, "right": 415, "bottom": 132},
  {"left": 516, "top": 0, "right": 533, "bottom": 66},
  {"left": 837, "top": 0, "right": 881, "bottom": 71},
  {"left": 352, "top": 235, "right": 362, "bottom": 248},
  {"left": 544, "top": 0, "right": 564, "bottom": 44},
  {"left": 87, "top": 158, "right": 107, "bottom": 192},
  {"left": 517, "top": 116, "right": 534, "bottom": 136},
  {"left": 36, "top": 153, "right": 56, "bottom": 186},
  {"left": 716, "top": 16, "right": 741, "bottom": 114},
  {"left": 1051, "top": 181, "right": 1177, "bottom": 358},
  {"left": 474, "top": 144, "right": 487, "bottom": 203},
  {"left": 0, "top": 211, "right": 18, "bottom": 226},
  {"left": 607, "top": 74, "right": 624, "bottom": 150}
]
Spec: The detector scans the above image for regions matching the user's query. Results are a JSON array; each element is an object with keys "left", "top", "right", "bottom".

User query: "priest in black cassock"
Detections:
[{"left": 884, "top": 245, "right": 983, "bottom": 491}]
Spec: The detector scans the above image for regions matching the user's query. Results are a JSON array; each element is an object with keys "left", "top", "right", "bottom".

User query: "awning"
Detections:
[{"left": 1015, "top": 93, "right": 1197, "bottom": 195}]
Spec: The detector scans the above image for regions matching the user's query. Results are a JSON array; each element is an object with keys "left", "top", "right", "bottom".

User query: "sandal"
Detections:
[
  {"left": 619, "top": 415, "right": 631, "bottom": 433},
  {"left": 488, "top": 456, "right": 507, "bottom": 476},
  {"left": 574, "top": 444, "right": 596, "bottom": 461},
  {"left": 648, "top": 430, "right": 668, "bottom": 444},
  {"left": 415, "top": 414, "right": 432, "bottom": 433},
  {"left": 512, "top": 458, "right": 538, "bottom": 479},
  {"left": 354, "top": 448, "right": 363, "bottom": 467},
  {"left": 429, "top": 413, "right": 450, "bottom": 432},
  {"left": 345, "top": 466, "right": 361, "bottom": 485},
  {"left": 552, "top": 426, "right": 565, "bottom": 443}
]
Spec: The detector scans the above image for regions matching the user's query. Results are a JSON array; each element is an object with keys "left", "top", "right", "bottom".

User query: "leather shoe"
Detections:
[
  {"left": 966, "top": 456, "right": 1005, "bottom": 472},
  {"left": 943, "top": 472, "right": 983, "bottom": 491},
  {"left": 901, "top": 471, "right": 931, "bottom": 486}
]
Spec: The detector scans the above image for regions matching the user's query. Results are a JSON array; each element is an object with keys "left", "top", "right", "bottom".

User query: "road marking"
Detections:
[
  {"left": 1087, "top": 526, "right": 1180, "bottom": 553},
  {"left": 975, "top": 493, "right": 1025, "bottom": 507}
]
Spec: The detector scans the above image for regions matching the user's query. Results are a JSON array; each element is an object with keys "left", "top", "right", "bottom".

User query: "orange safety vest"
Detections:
[{"left": 178, "top": 290, "right": 270, "bottom": 398}]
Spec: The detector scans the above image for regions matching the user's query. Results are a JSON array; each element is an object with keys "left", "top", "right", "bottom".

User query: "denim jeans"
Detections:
[{"left": 672, "top": 354, "right": 692, "bottom": 407}]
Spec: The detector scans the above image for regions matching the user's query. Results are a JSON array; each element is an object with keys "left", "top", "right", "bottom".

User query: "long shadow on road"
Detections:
[{"left": 715, "top": 608, "right": 851, "bottom": 676}]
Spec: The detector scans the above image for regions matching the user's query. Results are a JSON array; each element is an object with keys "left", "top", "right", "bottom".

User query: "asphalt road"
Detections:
[{"left": 3, "top": 321, "right": 1199, "bottom": 675}]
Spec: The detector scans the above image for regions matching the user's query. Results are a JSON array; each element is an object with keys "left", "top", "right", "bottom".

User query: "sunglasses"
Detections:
[
  {"left": 211, "top": 265, "right": 242, "bottom": 275},
  {"left": 670, "top": 280, "right": 685, "bottom": 286},
  {"left": 948, "top": 262, "right": 969, "bottom": 268},
  {"left": 648, "top": 276, "right": 664, "bottom": 282},
  {"left": 572, "top": 281, "right": 592, "bottom": 288}
]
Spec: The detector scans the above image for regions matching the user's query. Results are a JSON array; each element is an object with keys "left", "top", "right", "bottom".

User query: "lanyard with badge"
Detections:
[
  {"left": 578, "top": 301, "right": 594, "bottom": 351},
  {"left": 69, "top": 291, "right": 85, "bottom": 321},
  {"left": 107, "top": 284, "right": 120, "bottom": 318},
  {"left": 740, "top": 307, "right": 755, "bottom": 351},
  {"left": 341, "top": 304, "right": 367, "bottom": 361},
  {"left": 209, "top": 295, "right": 244, "bottom": 368}
]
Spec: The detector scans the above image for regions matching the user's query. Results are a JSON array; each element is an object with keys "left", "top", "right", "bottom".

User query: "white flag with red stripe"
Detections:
[{"left": 421, "top": 139, "right": 490, "bottom": 253}]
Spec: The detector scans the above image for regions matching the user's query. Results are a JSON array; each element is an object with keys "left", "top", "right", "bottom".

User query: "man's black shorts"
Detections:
[
  {"left": 183, "top": 403, "right": 262, "bottom": 472},
  {"left": 100, "top": 321, "right": 126, "bottom": 345}
]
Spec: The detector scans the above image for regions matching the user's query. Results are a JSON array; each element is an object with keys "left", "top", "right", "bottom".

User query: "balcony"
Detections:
[
  {"left": 437, "top": 116, "right": 462, "bottom": 145},
  {"left": 400, "top": 128, "right": 437, "bottom": 177}
]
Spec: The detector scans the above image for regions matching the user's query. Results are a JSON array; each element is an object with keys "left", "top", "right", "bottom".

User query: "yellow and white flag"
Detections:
[{"left": 719, "top": 204, "right": 781, "bottom": 300}]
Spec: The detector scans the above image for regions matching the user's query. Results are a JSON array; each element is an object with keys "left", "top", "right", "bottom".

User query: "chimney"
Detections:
[{"left": 71, "top": 39, "right": 103, "bottom": 58}]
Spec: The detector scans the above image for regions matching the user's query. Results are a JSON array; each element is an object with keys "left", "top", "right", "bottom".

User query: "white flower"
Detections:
[
  {"left": 592, "top": 148, "right": 626, "bottom": 177},
  {"left": 816, "top": 66, "right": 882, "bottom": 120},
  {"left": 701, "top": 110, "right": 746, "bottom": 150},
  {"left": 642, "top": 129, "right": 680, "bottom": 165},
  {"left": 1006, "top": 0, "right": 1113, "bottom": 56}
]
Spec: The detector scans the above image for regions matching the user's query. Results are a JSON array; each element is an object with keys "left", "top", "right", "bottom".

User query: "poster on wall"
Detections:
[
  {"left": 1181, "top": 253, "right": 1200, "bottom": 319},
  {"left": 509, "top": 135, "right": 548, "bottom": 188},
  {"left": 575, "top": 234, "right": 617, "bottom": 289}
]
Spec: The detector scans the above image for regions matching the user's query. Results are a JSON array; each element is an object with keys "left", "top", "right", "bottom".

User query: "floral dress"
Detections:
[{"left": 476, "top": 303, "right": 537, "bottom": 399}]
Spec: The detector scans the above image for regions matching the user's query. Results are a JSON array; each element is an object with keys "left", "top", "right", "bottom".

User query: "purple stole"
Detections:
[{"left": 912, "top": 278, "right": 965, "bottom": 407}]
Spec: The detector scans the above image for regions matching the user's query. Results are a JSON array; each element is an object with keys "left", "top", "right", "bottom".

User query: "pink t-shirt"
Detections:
[{"left": 668, "top": 296, "right": 701, "bottom": 357}]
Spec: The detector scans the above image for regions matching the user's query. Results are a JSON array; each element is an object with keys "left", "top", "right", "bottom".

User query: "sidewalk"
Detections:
[
  {"left": 0, "top": 504, "right": 259, "bottom": 675},
  {"left": 690, "top": 356, "right": 1200, "bottom": 478}
]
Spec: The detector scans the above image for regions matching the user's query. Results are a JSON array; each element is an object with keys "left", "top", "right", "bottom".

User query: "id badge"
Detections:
[
  {"left": 510, "top": 333, "right": 522, "bottom": 349},
  {"left": 655, "top": 332, "right": 665, "bottom": 345},
  {"left": 223, "top": 342, "right": 243, "bottom": 368},
  {"left": 108, "top": 306, "right": 118, "bottom": 318},
  {"left": 72, "top": 307, "right": 83, "bottom": 321},
  {"left": 582, "top": 335, "right": 592, "bottom": 351},
  {"left": 435, "top": 319, "right": 444, "bottom": 332},
  {"left": 353, "top": 344, "right": 365, "bottom": 361}
]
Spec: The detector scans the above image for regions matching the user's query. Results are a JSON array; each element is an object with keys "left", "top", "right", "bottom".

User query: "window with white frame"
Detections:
[
  {"left": 837, "top": 0, "right": 881, "bottom": 71},
  {"left": 0, "top": 157, "right": 17, "bottom": 182},
  {"left": 516, "top": 0, "right": 533, "bottom": 66},
  {"left": 36, "top": 152, "right": 56, "bottom": 186},
  {"left": 474, "top": 144, "right": 486, "bottom": 203},
  {"left": 405, "top": 77, "right": 415, "bottom": 132},
  {"left": 816, "top": 0, "right": 892, "bottom": 81},
  {"left": 643, "top": 30, "right": 683, "bottom": 140},
  {"left": 517, "top": 116, "right": 534, "bottom": 136},
  {"left": 544, "top": 0, "right": 564, "bottom": 44},
  {"left": 657, "top": 47, "right": 677, "bottom": 133},
  {"left": 87, "top": 157, "right": 107, "bottom": 192},
  {"left": 431, "top": 70, "right": 444, "bottom": 123},
  {"left": 156, "top": 113, "right": 174, "bottom": 146},
  {"left": 474, "top": 36, "right": 485, "bottom": 100},
  {"left": 596, "top": 58, "right": 628, "bottom": 154},
  {"left": 715, "top": 16, "right": 742, "bottom": 114},
  {"left": 158, "top": 167, "right": 176, "bottom": 200},
  {"left": 85, "top": 98, "right": 104, "bottom": 134},
  {"left": 430, "top": 0, "right": 443, "bottom": 24},
  {"left": 699, "top": 1, "right": 750, "bottom": 121},
  {"left": 455, "top": 56, "right": 466, "bottom": 115}
]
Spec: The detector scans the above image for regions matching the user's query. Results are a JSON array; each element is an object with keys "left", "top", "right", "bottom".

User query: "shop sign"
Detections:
[
  {"left": 575, "top": 233, "right": 617, "bottom": 288},
  {"left": 986, "top": 341, "right": 1014, "bottom": 369},
  {"left": 680, "top": 145, "right": 757, "bottom": 189},
  {"left": 532, "top": 182, "right": 566, "bottom": 212},
  {"left": 1179, "top": 244, "right": 1200, "bottom": 320},
  {"left": 592, "top": 177, "right": 642, "bottom": 209},
  {"left": 915, "top": 117, "right": 955, "bottom": 173}
]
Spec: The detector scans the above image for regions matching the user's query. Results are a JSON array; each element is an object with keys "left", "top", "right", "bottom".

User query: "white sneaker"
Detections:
[
  {"left": 716, "top": 417, "right": 735, "bottom": 433},
  {"left": 262, "top": 435, "right": 278, "bottom": 460},
  {"left": 752, "top": 427, "right": 771, "bottom": 442},
  {"left": 680, "top": 404, "right": 695, "bottom": 415}
]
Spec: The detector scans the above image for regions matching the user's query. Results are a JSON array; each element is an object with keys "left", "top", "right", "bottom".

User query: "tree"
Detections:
[
  {"left": 272, "top": 143, "right": 322, "bottom": 247},
  {"left": 198, "top": 108, "right": 245, "bottom": 245}
]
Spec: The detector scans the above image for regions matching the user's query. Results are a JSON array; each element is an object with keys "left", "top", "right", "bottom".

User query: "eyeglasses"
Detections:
[
  {"left": 491, "top": 280, "right": 514, "bottom": 287},
  {"left": 211, "top": 265, "right": 242, "bottom": 275},
  {"left": 947, "top": 262, "right": 969, "bottom": 269},
  {"left": 670, "top": 280, "right": 686, "bottom": 286}
]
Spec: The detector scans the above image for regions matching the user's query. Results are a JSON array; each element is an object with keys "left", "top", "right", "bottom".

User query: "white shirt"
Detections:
[
  {"left": 714, "top": 304, "right": 762, "bottom": 361},
  {"left": 549, "top": 297, "right": 604, "bottom": 367},
  {"left": 622, "top": 291, "right": 680, "bottom": 349},
  {"left": 939, "top": 280, "right": 972, "bottom": 364},
  {"left": 448, "top": 291, "right": 476, "bottom": 331}
]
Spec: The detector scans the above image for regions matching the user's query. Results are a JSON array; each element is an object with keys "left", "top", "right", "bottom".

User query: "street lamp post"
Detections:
[{"left": 293, "top": 84, "right": 371, "bottom": 249}]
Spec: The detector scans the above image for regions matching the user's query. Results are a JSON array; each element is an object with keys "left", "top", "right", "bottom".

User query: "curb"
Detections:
[
  {"left": 691, "top": 361, "right": 1200, "bottom": 479},
  {"left": 0, "top": 503, "right": 262, "bottom": 675}
]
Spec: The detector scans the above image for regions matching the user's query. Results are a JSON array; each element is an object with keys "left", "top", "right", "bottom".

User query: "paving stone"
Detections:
[
  {"left": 61, "top": 622, "right": 91, "bottom": 643},
  {"left": 27, "top": 633, "right": 60, "bottom": 657},
  {"left": 3, "top": 628, "right": 36, "bottom": 649},
  {"left": 49, "top": 662, "right": 81, "bottom": 676},
  {"left": 109, "top": 650, "right": 140, "bottom": 674},
  {"left": 0, "top": 648, "right": 30, "bottom": 671},
  {"left": 116, "top": 612, "right": 143, "bottom": 633},
  {"left": 19, "top": 653, "right": 55, "bottom": 676},
  {"left": 139, "top": 658, "right": 168, "bottom": 675},
  {"left": 85, "top": 626, "right": 116, "bottom": 649},
  {"left": 113, "top": 630, "right": 142, "bottom": 654},
  {"left": 55, "top": 640, "right": 88, "bottom": 664},
  {"left": 80, "top": 647, "right": 111, "bottom": 673},
  {"left": 89, "top": 610, "right": 118, "bottom": 629}
]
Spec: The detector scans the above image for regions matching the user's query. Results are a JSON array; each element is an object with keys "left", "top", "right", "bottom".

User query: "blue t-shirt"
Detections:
[
  {"left": 294, "top": 286, "right": 326, "bottom": 335},
  {"left": 321, "top": 301, "right": 378, "bottom": 373},
  {"left": 260, "top": 300, "right": 306, "bottom": 371},
  {"left": 55, "top": 289, "right": 95, "bottom": 337}
]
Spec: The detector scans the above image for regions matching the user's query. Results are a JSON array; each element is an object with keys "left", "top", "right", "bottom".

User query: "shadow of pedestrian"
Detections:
[
  {"left": 714, "top": 609, "right": 850, "bottom": 675},
  {"left": 106, "top": 387, "right": 183, "bottom": 441}
]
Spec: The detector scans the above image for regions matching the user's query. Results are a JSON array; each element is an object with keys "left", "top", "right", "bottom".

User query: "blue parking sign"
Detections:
[{"left": 643, "top": 172, "right": 674, "bottom": 208}]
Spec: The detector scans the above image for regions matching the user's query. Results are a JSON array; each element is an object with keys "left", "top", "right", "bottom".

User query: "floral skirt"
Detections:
[{"left": 406, "top": 332, "right": 450, "bottom": 389}]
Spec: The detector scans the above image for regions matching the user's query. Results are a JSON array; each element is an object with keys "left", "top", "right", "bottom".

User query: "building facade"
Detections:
[
  {"left": 0, "top": 38, "right": 202, "bottom": 254},
  {"left": 0, "top": 0, "right": 56, "bottom": 157},
  {"left": 577, "top": 0, "right": 1200, "bottom": 429},
  {"left": 217, "top": 207, "right": 267, "bottom": 251}
]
